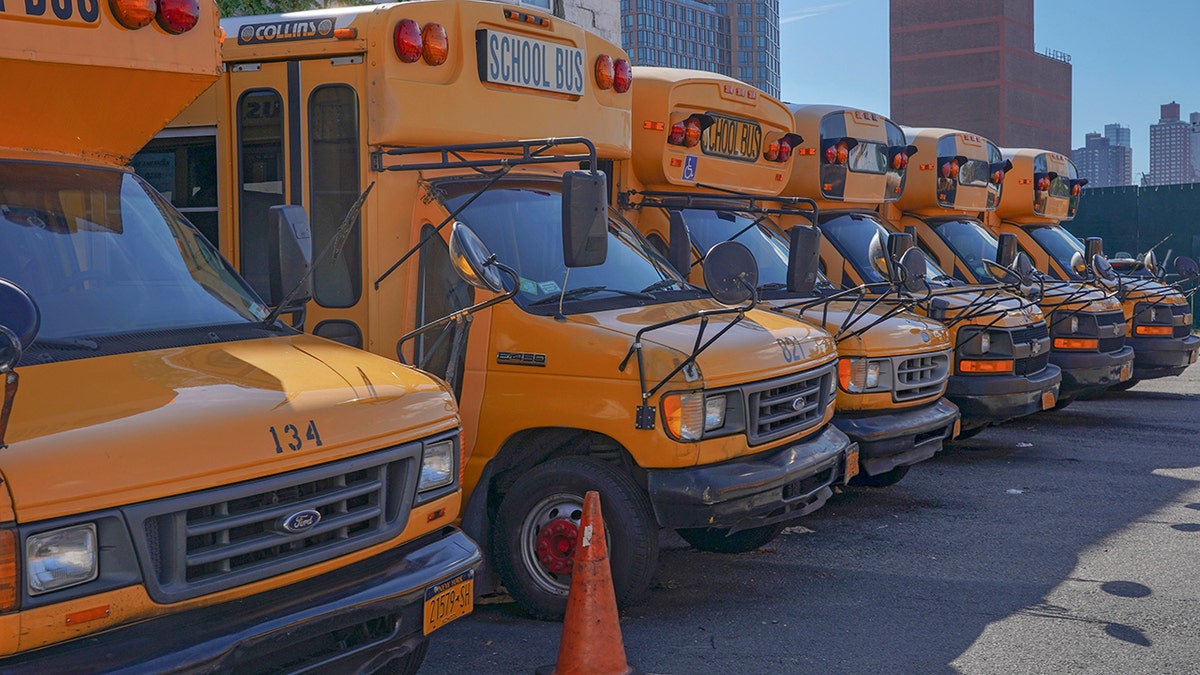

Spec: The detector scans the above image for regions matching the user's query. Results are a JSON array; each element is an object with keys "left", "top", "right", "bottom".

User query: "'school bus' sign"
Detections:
[
  {"left": 477, "top": 30, "right": 585, "bottom": 96},
  {"left": 700, "top": 113, "right": 762, "bottom": 162}
]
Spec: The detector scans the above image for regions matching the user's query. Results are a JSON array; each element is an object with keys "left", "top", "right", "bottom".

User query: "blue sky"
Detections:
[{"left": 779, "top": 0, "right": 1200, "bottom": 182}]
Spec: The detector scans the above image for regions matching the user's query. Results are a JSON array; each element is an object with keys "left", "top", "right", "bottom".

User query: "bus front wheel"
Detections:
[{"left": 493, "top": 456, "right": 659, "bottom": 621}]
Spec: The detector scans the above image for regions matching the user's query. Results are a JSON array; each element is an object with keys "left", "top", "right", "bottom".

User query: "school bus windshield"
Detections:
[
  {"left": 0, "top": 161, "right": 265, "bottom": 343},
  {"left": 1029, "top": 225, "right": 1087, "bottom": 280},
  {"left": 929, "top": 218, "right": 1003, "bottom": 283},
  {"left": 682, "top": 209, "right": 839, "bottom": 293},
  {"left": 440, "top": 179, "right": 700, "bottom": 312},
  {"left": 820, "top": 212, "right": 949, "bottom": 285}
]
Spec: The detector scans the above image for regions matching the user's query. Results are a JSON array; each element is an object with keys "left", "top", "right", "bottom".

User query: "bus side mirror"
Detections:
[
  {"left": 1094, "top": 254, "right": 1116, "bottom": 281},
  {"left": 1084, "top": 237, "right": 1104, "bottom": 262},
  {"left": 449, "top": 222, "right": 505, "bottom": 293},
  {"left": 996, "top": 233, "right": 1018, "bottom": 268},
  {"left": 1174, "top": 255, "right": 1199, "bottom": 280},
  {"left": 0, "top": 278, "right": 39, "bottom": 372},
  {"left": 1013, "top": 252, "right": 1036, "bottom": 285},
  {"left": 787, "top": 226, "right": 821, "bottom": 296},
  {"left": 703, "top": 241, "right": 759, "bottom": 305},
  {"left": 1142, "top": 249, "right": 1159, "bottom": 278},
  {"left": 886, "top": 232, "right": 914, "bottom": 283},
  {"left": 562, "top": 170, "right": 608, "bottom": 268},
  {"left": 666, "top": 211, "right": 693, "bottom": 277},
  {"left": 268, "top": 205, "right": 313, "bottom": 312}
]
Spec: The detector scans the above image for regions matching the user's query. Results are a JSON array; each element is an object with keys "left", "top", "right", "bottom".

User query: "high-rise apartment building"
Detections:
[
  {"left": 620, "top": 0, "right": 781, "bottom": 98},
  {"left": 889, "top": 0, "right": 1072, "bottom": 155},
  {"left": 1146, "top": 102, "right": 1196, "bottom": 186},
  {"left": 1104, "top": 123, "right": 1131, "bottom": 149},
  {"left": 1073, "top": 131, "right": 1132, "bottom": 188}
]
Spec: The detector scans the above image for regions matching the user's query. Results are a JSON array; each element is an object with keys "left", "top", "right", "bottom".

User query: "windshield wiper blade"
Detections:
[
  {"left": 33, "top": 338, "right": 99, "bottom": 351},
  {"left": 529, "top": 285, "right": 654, "bottom": 306},
  {"left": 639, "top": 279, "right": 687, "bottom": 294}
]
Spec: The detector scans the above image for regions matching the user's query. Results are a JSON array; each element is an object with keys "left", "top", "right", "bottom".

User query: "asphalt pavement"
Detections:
[{"left": 421, "top": 365, "right": 1200, "bottom": 674}]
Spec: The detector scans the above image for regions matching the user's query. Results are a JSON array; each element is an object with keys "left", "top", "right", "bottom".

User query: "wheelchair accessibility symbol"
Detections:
[{"left": 682, "top": 155, "right": 698, "bottom": 181}]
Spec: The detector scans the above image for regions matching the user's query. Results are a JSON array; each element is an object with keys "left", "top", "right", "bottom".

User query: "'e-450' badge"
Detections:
[{"left": 497, "top": 352, "right": 547, "bottom": 367}]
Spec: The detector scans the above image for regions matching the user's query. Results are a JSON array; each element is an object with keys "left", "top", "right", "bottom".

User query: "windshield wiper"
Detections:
[
  {"left": 33, "top": 337, "right": 100, "bottom": 351},
  {"left": 756, "top": 282, "right": 787, "bottom": 291},
  {"left": 529, "top": 285, "right": 654, "bottom": 306},
  {"left": 639, "top": 279, "right": 688, "bottom": 294}
]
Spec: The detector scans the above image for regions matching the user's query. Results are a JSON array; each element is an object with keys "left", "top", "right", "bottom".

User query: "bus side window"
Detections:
[
  {"left": 416, "top": 223, "right": 475, "bottom": 398},
  {"left": 237, "top": 88, "right": 286, "bottom": 302},
  {"left": 308, "top": 84, "right": 362, "bottom": 309}
]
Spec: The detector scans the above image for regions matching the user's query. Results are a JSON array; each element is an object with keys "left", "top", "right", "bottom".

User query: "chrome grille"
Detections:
[
  {"left": 125, "top": 439, "right": 437, "bottom": 604},
  {"left": 1009, "top": 322, "right": 1049, "bottom": 344},
  {"left": 892, "top": 350, "right": 951, "bottom": 402},
  {"left": 745, "top": 362, "right": 836, "bottom": 445},
  {"left": 1015, "top": 352, "right": 1050, "bottom": 376},
  {"left": 1096, "top": 311, "right": 1126, "bottom": 353}
]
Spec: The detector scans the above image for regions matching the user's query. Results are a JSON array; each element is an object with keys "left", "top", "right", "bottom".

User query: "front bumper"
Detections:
[
  {"left": 1052, "top": 345, "right": 1135, "bottom": 396},
  {"left": 947, "top": 363, "right": 1062, "bottom": 429},
  {"left": 4, "top": 528, "right": 482, "bottom": 674},
  {"left": 646, "top": 424, "right": 854, "bottom": 532},
  {"left": 832, "top": 398, "right": 960, "bottom": 476},
  {"left": 1129, "top": 333, "right": 1199, "bottom": 380}
]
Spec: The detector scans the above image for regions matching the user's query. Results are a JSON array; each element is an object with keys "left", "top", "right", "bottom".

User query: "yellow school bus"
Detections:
[
  {"left": 145, "top": 0, "right": 855, "bottom": 619},
  {"left": 617, "top": 68, "right": 958, "bottom": 487},
  {"left": 785, "top": 106, "right": 1061, "bottom": 438},
  {"left": 887, "top": 130, "right": 1134, "bottom": 406},
  {"left": 987, "top": 148, "right": 1198, "bottom": 386},
  {"left": 0, "top": 2, "right": 478, "bottom": 671}
]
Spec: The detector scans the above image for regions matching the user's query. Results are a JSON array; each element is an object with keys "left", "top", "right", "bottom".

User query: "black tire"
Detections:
[
  {"left": 849, "top": 463, "right": 910, "bottom": 488},
  {"left": 493, "top": 456, "right": 659, "bottom": 621},
  {"left": 372, "top": 639, "right": 428, "bottom": 675},
  {"left": 1109, "top": 378, "right": 1140, "bottom": 392},
  {"left": 675, "top": 522, "right": 785, "bottom": 553}
]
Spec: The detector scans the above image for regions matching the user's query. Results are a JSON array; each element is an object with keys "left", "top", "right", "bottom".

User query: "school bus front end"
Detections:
[
  {"left": 619, "top": 71, "right": 956, "bottom": 486},
  {"left": 989, "top": 148, "right": 1198, "bottom": 385},
  {"left": 890, "top": 131, "right": 1134, "bottom": 404},
  {"left": 158, "top": 0, "right": 855, "bottom": 620},
  {"left": 785, "top": 106, "right": 1061, "bottom": 435},
  {"left": 1, "top": 5, "right": 478, "bottom": 671}
]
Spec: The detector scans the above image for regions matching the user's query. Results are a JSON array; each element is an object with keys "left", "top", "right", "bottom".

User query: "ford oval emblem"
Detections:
[
  {"left": 281, "top": 509, "right": 322, "bottom": 534},
  {"left": 920, "top": 331, "right": 931, "bottom": 343},
  {"left": 791, "top": 396, "right": 807, "bottom": 411}
]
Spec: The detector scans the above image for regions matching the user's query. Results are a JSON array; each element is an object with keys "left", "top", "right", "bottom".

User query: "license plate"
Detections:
[
  {"left": 843, "top": 444, "right": 860, "bottom": 484},
  {"left": 1119, "top": 361, "right": 1133, "bottom": 381},
  {"left": 1041, "top": 390, "right": 1056, "bottom": 410},
  {"left": 477, "top": 30, "right": 586, "bottom": 95},
  {"left": 423, "top": 570, "right": 474, "bottom": 635}
]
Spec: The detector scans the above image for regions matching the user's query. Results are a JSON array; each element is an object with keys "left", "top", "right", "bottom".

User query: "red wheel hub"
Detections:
[{"left": 535, "top": 519, "right": 579, "bottom": 575}]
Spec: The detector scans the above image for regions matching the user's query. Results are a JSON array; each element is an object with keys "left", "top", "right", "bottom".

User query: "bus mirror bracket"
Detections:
[
  {"left": 666, "top": 210, "right": 693, "bottom": 277},
  {"left": 787, "top": 226, "right": 821, "bottom": 296},
  {"left": 0, "top": 277, "right": 39, "bottom": 450},
  {"left": 562, "top": 170, "right": 608, "bottom": 268}
]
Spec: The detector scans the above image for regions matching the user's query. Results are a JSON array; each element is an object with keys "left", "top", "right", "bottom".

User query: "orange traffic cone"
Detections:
[{"left": 536, "top": 490, "right": 641, "bottom": 675}]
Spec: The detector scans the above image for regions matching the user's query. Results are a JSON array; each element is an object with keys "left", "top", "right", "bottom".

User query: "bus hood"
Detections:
[
  {"left": 776, "top": 300, "right": 951, "bottom": 357},
  {"left": 922, "top": 288, "right": 1046, "bottom": 328},
  {"left": 1041, "top": 283, "right": 1123, "bottom": 314},
  {"left": 1121, "top": 277, "right": 1189, "bottom": 304},
  {"left": 2, "top": 335, "right": 459, "bottom": 523},
  {"left": 540, "top": 300, "right": 838, "bottom": 390}
]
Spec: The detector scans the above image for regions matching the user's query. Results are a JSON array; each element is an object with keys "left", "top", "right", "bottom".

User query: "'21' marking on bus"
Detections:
[
  {"left": 0, "top": 0, "right": 100, "bottom": 23},
  {"left": 269, "top": 420, "right": 324, "bottom": 454}
]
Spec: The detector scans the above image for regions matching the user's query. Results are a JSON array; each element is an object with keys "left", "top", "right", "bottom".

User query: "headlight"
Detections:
[
  {"left": 418, "top": 440, "right": 455, "bottom": 492},
  {"left": 662, "top": 392, "right": 704, "bottom": 441},
  {"left": 27, "top": 524, "right": 97, "bottom": 595},
  {"left": 1068, "top": 316, "right": 1078, "bottom": 334},
  {"left": 704, "top": 395, "right": 726, "bottom": 432},
  {"left": 838, "top": 358, "right": 886, "bottom": 393},
  {"left": 978, "top": 332, "right": 991, "bottom": 353}
]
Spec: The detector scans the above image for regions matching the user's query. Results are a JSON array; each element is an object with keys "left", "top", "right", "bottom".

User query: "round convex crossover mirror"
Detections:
[
  {"left": 703, "top": 241, "right": 758, "bottom": 305},
  {"left": 1069, "top": 251, "right": 1087, "bottom": 276},
  {"left": 0, "top": 277, "right": 39, "bottom": 371},
  {"left": 868, "top": 231, "right": 889, "bottom": 279},
  {"left": 1143, "top": 249, "right": 1159, "bottom": 276},
  {"left": 1014, "top": 252, "right": 1036, "bottom": 285},
  {"left": 1093, "top": 254, "right": 1116, "bottom": 281},
  {"left": 898, "top": 247, "right": 927, "bottom": 294},
  {"left": 448, "top": 222, "right": 505, "bottom": 293},
  {"left": 1173, "top": 255, "right": 1200, "bottom": 280}
]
